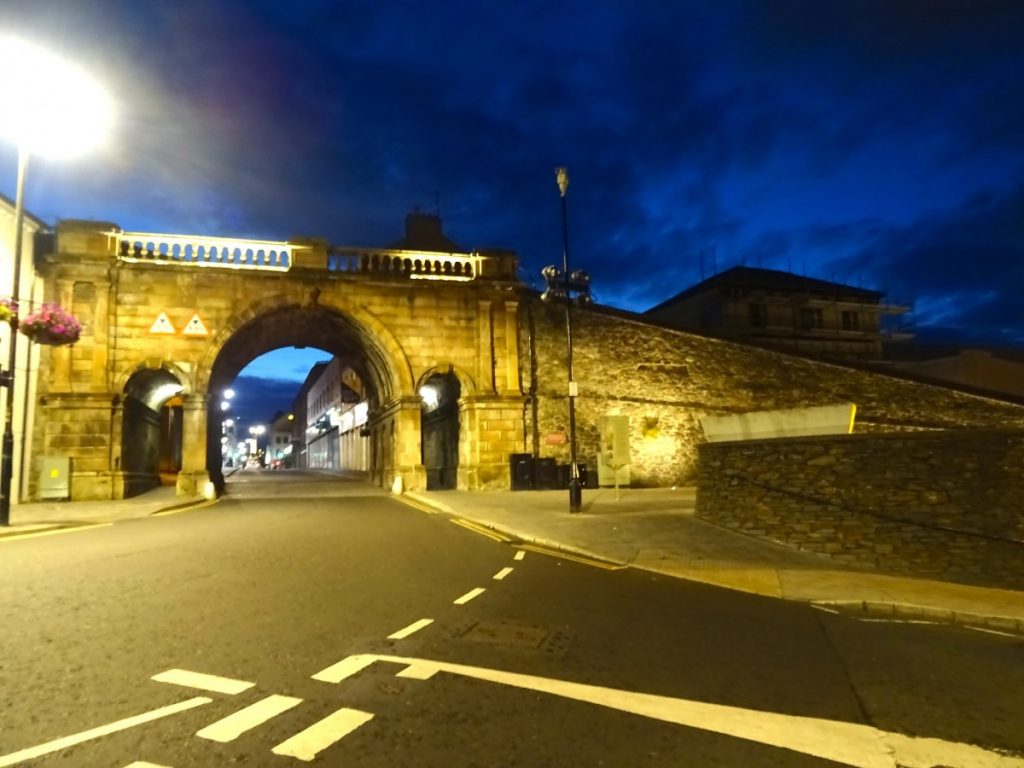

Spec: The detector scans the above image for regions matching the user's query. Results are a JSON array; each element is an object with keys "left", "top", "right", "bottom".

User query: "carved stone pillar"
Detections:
[
  {"left": 391, "top": 396, "right": 425, "bottom": 492},
  {"left": 176, "top": 393, "right": 210, "bottom": 497},
  {"left": 459, "top": 394, "right": 526, "bottom": 490}
]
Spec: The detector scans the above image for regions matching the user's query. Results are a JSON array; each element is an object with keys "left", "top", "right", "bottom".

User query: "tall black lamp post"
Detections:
[
  {"left": 0, "top": 150, "right": 28, "bottom": 526},
  {"left": 542, "top": 167, "right": 591, "bottom": 513}
]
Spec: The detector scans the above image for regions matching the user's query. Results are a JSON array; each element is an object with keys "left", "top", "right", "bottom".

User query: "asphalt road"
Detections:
[{"left": 0, "top": 470, "right": 1021, "bottom": 767}]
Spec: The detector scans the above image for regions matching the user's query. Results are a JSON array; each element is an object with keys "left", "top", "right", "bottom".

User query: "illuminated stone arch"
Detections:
[
  {"left": 195, "top": 293, "right": 415, "bottom": 403},
  {"left": 115, "top": 359, "right": 193, "bottom": 398},
  {"left": 414, "top": 363, "right": 478, "bottom": 397}
]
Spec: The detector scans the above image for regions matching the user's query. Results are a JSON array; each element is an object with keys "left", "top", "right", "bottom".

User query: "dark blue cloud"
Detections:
[{"left": 1, "top": 0, "right": 1021, "bottom": 355}]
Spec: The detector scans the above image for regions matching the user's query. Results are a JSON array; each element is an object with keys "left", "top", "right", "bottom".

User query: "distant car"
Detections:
[{"left": 270, "top": 459, "right": 284, "bottom": 470}]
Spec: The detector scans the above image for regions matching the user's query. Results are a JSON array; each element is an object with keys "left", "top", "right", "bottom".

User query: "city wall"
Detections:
[
  {"left": 693, "top": 430, "right": 1024, "bottom": 589},
  {"left": 523, "top": 301, "right": 1024, "bottom": 486}
]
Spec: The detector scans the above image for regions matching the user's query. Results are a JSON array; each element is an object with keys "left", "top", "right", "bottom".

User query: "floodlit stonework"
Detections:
[
  {"left": 523, "top": 303, "right": 1024, "bottom": 487},
  {"left": 33, "top": 220, "right": 524, "bottom": 500},
  {"left": 23, "top": 219, "right": 1024, "bottom": 502}
]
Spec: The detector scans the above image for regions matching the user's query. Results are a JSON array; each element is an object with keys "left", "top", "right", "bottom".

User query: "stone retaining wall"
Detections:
[
  {"left": 523, "top": 300, "right": 1024, "bottom": 487},
  {"left": 695, "top": 430, "right": 1024, "bottom": 589}
]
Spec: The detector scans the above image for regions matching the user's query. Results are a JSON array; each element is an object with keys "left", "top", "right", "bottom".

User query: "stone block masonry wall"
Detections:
[
  {"left": 695, "top": 430, "right": 1024, "bottom": 589},
  {"left": 522, "top": 300, "right": 1024, "bottom": 487}
]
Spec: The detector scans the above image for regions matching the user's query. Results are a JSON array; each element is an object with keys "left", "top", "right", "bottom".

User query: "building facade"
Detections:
[
  {"left": 646, "top": 266, "right": 911, "bottom": 360},
  {"left": 0, "top": 195, "right": 47, "bottom": 509}
]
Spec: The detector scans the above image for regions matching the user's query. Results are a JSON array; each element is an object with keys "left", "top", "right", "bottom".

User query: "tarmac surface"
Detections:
[{"left": 2, "top": 473, "right": 1022, "bottom": 637}]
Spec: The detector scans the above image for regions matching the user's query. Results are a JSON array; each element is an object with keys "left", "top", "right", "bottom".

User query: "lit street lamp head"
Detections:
[
  {"left": 0, "top": 36, "right": 112, "bottom": 525},
  {"left": 0, "top": 35, "right": 114, "bottom": 159},
  {"left": 556, "top": 166, "right": 569, "bottom": 197}
]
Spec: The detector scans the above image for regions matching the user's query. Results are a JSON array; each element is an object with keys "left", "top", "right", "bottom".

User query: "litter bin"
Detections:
[
  {"left": 509, "top": 453, "right": 534, "bottom": 491},
  {"left": 534, "top": 458, "right": 559, "bottom": 490}
]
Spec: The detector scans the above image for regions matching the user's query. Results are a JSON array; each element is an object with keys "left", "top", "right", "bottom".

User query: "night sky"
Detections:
[{"left": 2, "top": 2, "right": 1022, "bottom": 421}]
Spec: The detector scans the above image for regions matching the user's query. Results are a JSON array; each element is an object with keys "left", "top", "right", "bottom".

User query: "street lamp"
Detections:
[
  {"left": 0, "top": 36, "right": 113, "bottom": 525},
  {"left": 541, "top": 167, "right": 592, "bottom": 513}
]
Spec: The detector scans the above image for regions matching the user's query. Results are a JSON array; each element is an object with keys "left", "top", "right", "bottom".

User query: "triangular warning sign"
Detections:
[
  {"left": 149, "top": 312, "right": 175, "bottom": 334},
  {"left": 183, "top": 313, "right": 209, "bottom": 336}
]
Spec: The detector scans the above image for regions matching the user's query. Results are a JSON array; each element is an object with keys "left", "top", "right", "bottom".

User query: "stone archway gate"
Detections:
[{"left": 31, "top": 220, "right": 526, "bottom": 500}]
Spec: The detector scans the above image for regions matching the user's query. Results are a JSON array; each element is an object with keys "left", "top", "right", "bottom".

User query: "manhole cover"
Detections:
[{"left": 461, "top": 620, "right": 549, "bottom": 648}]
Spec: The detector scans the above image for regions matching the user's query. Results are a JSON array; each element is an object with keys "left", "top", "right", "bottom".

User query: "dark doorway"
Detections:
[
  {"left": 158, "top": 396, "right": 184, "bottom": 483},
  {"left": 420, "top": 372, "right": 460, "bottom": 490},
  {"left": 121, "top": 368, "right": 184, "bottom": 497}
]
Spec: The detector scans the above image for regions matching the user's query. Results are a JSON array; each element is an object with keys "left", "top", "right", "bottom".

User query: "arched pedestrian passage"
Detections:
[
  {"left": 118, "top": 365, "right": 187, "bottom": 497},
  {"left": 419, "top": 371, "right": 461, "bottom": 490}
]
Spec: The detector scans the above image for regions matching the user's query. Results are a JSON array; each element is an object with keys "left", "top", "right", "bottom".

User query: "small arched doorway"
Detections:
[
  {"left": 420, "top": 371, "right": 461, "bottom": 490},
  {"left": 121, "top": 367, "right": 185, "bottom": 497}
]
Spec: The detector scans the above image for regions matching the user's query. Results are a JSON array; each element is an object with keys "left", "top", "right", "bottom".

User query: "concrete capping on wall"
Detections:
[
  {"left": 700, "top": 403, "right": 856, "bottom": 442},
  {"left": 695, "top": 429, "right": 1024, "bottom": 589}
]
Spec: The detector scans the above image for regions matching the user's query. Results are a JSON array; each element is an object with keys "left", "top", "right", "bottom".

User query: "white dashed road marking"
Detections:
[
  {"left": 151, "top": 669, "right": 254, "bottom": 695},
  {"left": 0, "top": 697, "right": 211, "bottom": 767},
  {"left": 387, "top": 618, "right": 434, "bottom": 640},
  {"left": 122, "top": 762, "right": 173, "bottom": 768},
  {"left": 271, "top": 707, "right": 374, "bottom": 762},
  {"left": 311, "top": 654, "right": 377, "bottom": 683},
  {"left": 492, "top": 567, "right": 513, "bottom": 580},
  {"left": 197, "top": 694, "right": 303, "bottom": 743},
  {"left": 453, "top": 587, "right": 486, "bottom": 605},
  {"left": 514, "top": 550, "right": 526, "bottom": 561}
]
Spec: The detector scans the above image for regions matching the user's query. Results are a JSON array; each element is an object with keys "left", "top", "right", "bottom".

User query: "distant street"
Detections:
[{"left": 1, "top": 470, "right": 1021, "bottom": 767}]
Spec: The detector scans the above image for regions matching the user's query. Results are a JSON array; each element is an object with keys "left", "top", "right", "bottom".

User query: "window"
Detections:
[
  {"left": 748, "top": 303, "right": 768, "bottom": 328},
  {"left": 798, "top": 307, "right": 824, "bottom": 330},
  {"left": 842, "top": 310, "right": 860, "bottom": 331}
]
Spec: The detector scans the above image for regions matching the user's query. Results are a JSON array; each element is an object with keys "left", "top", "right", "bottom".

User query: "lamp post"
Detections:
[
  {"left": 0, "top": 148, "right": 28, "bottom": 526},
  {"left": 0, "top": 36, "right": 112, "bottom": 525},
  {"left": 542, "top": 167, "right": 592, "bottom": 513}
]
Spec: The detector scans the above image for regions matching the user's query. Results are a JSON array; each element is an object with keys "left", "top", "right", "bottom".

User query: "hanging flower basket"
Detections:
[
  {"left": 0, "top": 298, "right": 15, "bottom": 324},
  {"left": 19, "top": 304, "right": 82, "bottom": 346}
]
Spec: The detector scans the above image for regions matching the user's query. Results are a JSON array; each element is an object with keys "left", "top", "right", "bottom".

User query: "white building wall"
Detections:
[{"left": 0, "top": 199, "right": 43, "bottom": 507}]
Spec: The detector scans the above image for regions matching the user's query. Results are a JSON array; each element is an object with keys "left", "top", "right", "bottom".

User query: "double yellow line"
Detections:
[
  {"left": 0, "top": 522, "right": 111, "bottom": 543},
  {"left": 449, "top": 518, "right": 512, "bottom": 543},
  {"left": 518, "top": 543, "right": 625, "bottom": 571}
]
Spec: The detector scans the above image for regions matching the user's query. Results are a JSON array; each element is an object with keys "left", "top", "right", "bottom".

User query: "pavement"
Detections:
[
  {"left": 2, "top": 475, "right": 1022, "bottom": 637},
  {"left": 0, "top": 484, "right": 209, "bottom": 531}
]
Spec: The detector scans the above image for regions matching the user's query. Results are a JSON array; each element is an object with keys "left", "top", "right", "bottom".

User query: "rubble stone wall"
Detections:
[
  {"left": 694, "top": 430, "right": 1024, "bottom": 589},
  {"left": 522, "top": 300, "right": 1024, "bottom": 487}
]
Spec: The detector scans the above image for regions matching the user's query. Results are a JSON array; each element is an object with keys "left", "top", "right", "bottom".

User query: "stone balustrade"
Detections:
[
  {"left": 110, "top": 229, "right": 517, "bottom": 282},
  {"left": 327, "top": 247, "right": 479, "bottom": 280},
  {"left": 113, "top": 231, "right": 293, "bottom": 270}
]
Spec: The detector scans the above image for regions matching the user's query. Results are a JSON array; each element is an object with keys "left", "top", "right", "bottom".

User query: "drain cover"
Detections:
[{"left": 461, "top": 620, "right": 549, "bottom": 648}]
